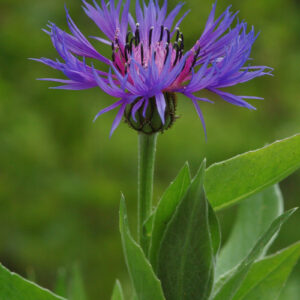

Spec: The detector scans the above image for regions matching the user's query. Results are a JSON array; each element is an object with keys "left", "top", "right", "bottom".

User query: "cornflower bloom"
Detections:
[{"left": 33, "top": 0, "right": 272, "bottom": 136}]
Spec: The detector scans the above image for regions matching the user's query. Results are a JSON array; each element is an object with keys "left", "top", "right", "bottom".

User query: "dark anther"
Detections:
[
  {"left": 129, "top": 37, "right": 135, "bottom": 53},
  {"left": 164, "top": 27, "right": 170, "bottom": 44},
  {"left": 111, "top": 42, "right": 115, "bottom": 50},
  {"left": 195, "top": 47, "right": 201, "bottom": 59},
  {"left": 135, "top": 23, "right": 140, "bottom": 46},
  {"left": 141, "top": 43, "right": 144, "bottom": 65},
  {"left": 175, "top": 27, "right": 180, "bottom": 41},
  {"left": 180, "top": 42, "right": 184, "bottom": 51},
  {"left": 112, "top": 52, "right": 115, "bottom": 62},
  {"left": 173, "top": 42, "right": 180, "bottom": 66},
  {"left": 124, "top": 44, "right": 129, "bottom": 62},
  {"left": 115, "top": 38, "right": 125, "bottom": 58},
  {"left": 181, "top": 61, "right": 187, "bottom": 72},
  {"left": 114, "top": 38, "right": 119, "bottom": 50},
  {"left": 126, "top": 32, "right": 132, "bottom": 44},
  {"left": 190, "top": 47, "right": 201, "bottom": 70},
  {"left": 164, "top": 43, "right": 169, "bottom": 65},
  {"left": 159, "top": 25, "right": 164, "bottom": 42},
  {"left": 154, "top": 50, "right": 157, "bottom": 60},
  {"left": 178, "top": 38, "right": 184, "bottom": 52},
  {"left": 179, "top": 33, "right": 184, "bottom": 51},
  {"left": 125, "top": 63, "right": 128, "bottom": 74},
  {"left": 179, "top": 50, "right": 183, "bottom": 60},
  {"left": 148, "top": 26, "right": 154, "bottom": 47},
  {"left": 134, "top": 35, "right": 138, "bottom": 47},
  {"left": 116, "top": 64, "right": 122, "bottom": 73}
]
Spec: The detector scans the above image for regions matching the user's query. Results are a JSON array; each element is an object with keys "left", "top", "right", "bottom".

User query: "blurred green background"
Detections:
[{"left": 0, "top": 0, "right": 300, "bottom": 299}]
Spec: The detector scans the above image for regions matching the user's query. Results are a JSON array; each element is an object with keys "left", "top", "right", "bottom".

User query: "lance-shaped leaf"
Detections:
[
  {"left": 149, "top": 162, "right": 191, "bottom": 268},
  {"left": 213, "top": 208, "right": 298, "bottom": 300},
  {"left": 216, "top": 184, "right": 283, "bottom": 278},
  {"left": 205, "top": 134, "right": 300, "bottom": 210},
  {"left": 119, "top": 196, "right": 165, "bottom": 300},
  {"left": 209, "top": 203, "right": 221, "bottom": 257},
  {"left": 54, "top": 268, "right": 67, "bottom": 298},
  {"left": 0, "top": 263, "right": 66, "bottom": 300},
  {"left": 232, "top": 242, "right": 300, "bottom": 300},
  {"left": 157, "top": 160, "right": 215, "bottom": 300},
  {"left": 278, "top": 273, "right": 300, "bottom": 300},
  {"left": 143, "top": 213, "right": 154, "bottom": 255},
  {"left": 111, "top": 280, "right": 124, "bottom": 300},
  {"left": 69, "top": 265, "right": 87, "bottom": 300}
]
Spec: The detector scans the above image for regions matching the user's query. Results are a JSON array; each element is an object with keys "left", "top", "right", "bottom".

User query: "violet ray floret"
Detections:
[{"left": 34, "top": 0, "right": 272, "bottom": 136}]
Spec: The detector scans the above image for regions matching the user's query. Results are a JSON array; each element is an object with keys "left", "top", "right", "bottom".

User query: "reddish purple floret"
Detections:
[{"left": 33, "top": 0, "right": 272, "bottom": 136}]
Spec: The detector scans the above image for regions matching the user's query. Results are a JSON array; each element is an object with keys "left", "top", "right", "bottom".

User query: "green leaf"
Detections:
[
  {"left": 213, "top": 208, "right": 297, "bottom": 300},
  {"left": 216, "top": 184, "right": 284, "bottom": 278},
  {"left": 0, "top": 263, "right": 66, "bottom": 300},
  {"left": 208, "top": 203, "right": 221, "bottom": 257},
  {"left": 278, "top": 274, "right": 300, "bottom": 300},
  {"left": 142, "top": 213, "right": 154, "bottom": 254},
  {"left": 157, "top": 160, "right": 214, "bottom": 300},
  {"left": 232, "top": 242, "right": 300, "bottom": 300},
  {"left": 69, "top": 265, "right": 87, "bottom": 300},
  {"left": 149, "top": 162, "right": 191, "bottom": 269},
  {"left": 205, "top": 134, "right": 300, "bottom": 210},
  {"left": 111, "top": 280, "right": 124, "bottom": 300},
  {"left": 54, "top": 268, "right": 67, "bottom": 298},
  {"left": 119, "top": 196, "right": 165, "bottom": 300}
]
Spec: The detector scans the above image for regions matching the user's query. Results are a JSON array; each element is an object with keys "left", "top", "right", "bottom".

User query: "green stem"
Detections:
[{"left": 138, "top": 132, "right": 158, "bottom": 252}]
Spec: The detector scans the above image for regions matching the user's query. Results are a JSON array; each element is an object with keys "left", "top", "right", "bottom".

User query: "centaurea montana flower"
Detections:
[{"left": 34, "top": 0, "right": 272, "bottom": 136}]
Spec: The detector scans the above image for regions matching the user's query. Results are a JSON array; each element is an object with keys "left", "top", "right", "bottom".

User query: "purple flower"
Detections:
[{"left": 33, "top": 0, "right": 272, "bottom": 136}]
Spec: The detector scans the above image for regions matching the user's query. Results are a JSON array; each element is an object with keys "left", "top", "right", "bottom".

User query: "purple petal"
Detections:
[
  {"left": 209, "top": 88, "right": 256, "bottom": 110},
  {"left": 90, "top": 36, "right": 112, "bottom": 45},
  {"left": 183, "top": 92, "right": 214, "bottom": 104},
  {"left": 132, "top": 98, "right": 144, "bottom": 122},
  {"left": 191, "top": 98, "right": 207, "bottom": 140},
  {"left": 109, "top": 102, "right": 127, "bottom": 137},
  {"left": 94, "top": 99, "right": 124, "bottom": 122},
  {"left": 143, "top": 97, "right": 149, "bottom": 117},
  {"left": 155, "top": 93, "right": 166, "bottom": 124}
]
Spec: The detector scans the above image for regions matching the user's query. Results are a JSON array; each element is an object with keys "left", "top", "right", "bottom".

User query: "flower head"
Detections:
[{"left": 34, "top": 0, "right": 272, "bottom": 137}]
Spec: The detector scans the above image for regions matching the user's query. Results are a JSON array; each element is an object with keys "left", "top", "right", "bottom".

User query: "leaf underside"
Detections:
[
  {"left": 213, "top": 208, "right": 297, "bottom": 300},
  {"left": 233, "top": 242, "right": 300, "bottom": 300},
  {"left": 216, "top": 184, "right": 284, "bottom": 278}
]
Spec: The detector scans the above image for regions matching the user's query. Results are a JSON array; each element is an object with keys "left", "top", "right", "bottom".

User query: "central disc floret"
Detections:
[{"left": 111, "top": 24, "right": 198, "bottom": 78}]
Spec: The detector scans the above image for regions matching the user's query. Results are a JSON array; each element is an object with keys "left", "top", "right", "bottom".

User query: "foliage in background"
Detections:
[{"left": 0, "top": 0, "right": 300, "bottom": 299}]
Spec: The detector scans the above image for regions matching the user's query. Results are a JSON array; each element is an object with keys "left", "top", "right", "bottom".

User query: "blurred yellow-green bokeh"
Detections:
[{"left": 0, "top": 0, "right": 300, "bottom": 299}]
